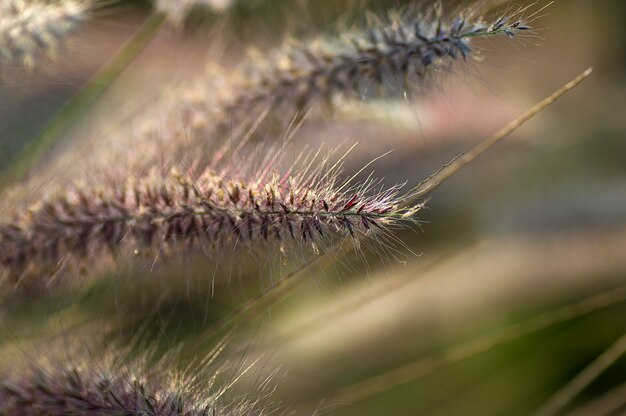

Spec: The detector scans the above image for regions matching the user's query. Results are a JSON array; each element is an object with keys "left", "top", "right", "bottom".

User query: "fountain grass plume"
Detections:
[
  {"left": 0, "top": 0, "right": 95, "bottom": 69},
  {"left": 0, "top": 145, "right": 422, "bottom": 286},
  {"left": 214, "top": 2, "right": 540, "bottom": 134},
  {"left": 0, "top": 339, "right": 279, "bottom": 416}
]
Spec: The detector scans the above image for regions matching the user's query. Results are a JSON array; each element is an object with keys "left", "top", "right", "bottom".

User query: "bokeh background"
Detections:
[{"left": 0, "top": 1, "right": 625, "bottom": 415}]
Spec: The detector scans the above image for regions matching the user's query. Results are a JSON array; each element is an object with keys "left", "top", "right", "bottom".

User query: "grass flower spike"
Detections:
[
  {"left": 0, "top": 344, "right": 276, "bottom": 416},
  {"left": 0, "top": 0, "right": 92, "bottom": 69},
  {"left": 217, "top": 3, "right": 536, "bottom": 131},
  {"left": 0, "top": 148, "right": 418, "bottom": 284}
]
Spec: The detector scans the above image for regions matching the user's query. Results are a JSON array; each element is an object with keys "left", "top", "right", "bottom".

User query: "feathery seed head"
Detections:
[
  {"left": 0, "top": 345, "right": 278, "bottom": 416},
  {"left": 218, "top": 2, "right": 536, "bottom": 130},
  {"left": 0, "top": 0, "right": 92, "bottom": 69},
  {"left": 0, "top": 148, "right": 419, "bottom": 285},
  {"left": 105, "top": 3, "right": 539, "bottom": 173}
]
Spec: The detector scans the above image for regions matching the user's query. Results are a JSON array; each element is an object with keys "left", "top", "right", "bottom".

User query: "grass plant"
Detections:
[{"left": 0, "top": 1, "right": 608, "bottom": 415}]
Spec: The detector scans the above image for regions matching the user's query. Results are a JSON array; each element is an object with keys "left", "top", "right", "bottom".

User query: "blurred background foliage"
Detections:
[{"left": 0, "top": 0, "right": 625, "bottom": 415}]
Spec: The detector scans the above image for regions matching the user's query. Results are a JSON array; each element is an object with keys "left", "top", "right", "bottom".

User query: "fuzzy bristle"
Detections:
[
  {"left": 215, "top": 3, "right": 534, "bottom": 132},
  {"left": 0, "top": 351, "right": 276, "bottom": 416},
  {"left": 0, "top": 149, "right": 419, "bottom": 284},
  {"left": 0, "top": 0, "right": 92, "bottom": 69}
]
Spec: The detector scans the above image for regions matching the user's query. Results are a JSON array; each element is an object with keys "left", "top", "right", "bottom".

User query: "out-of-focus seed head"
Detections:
[
  {"left": 0, "top": 0, "right": 93, "bottom": 69},
  {"left": 0, "top": 147, "right": 422, "bottom": 287}
]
